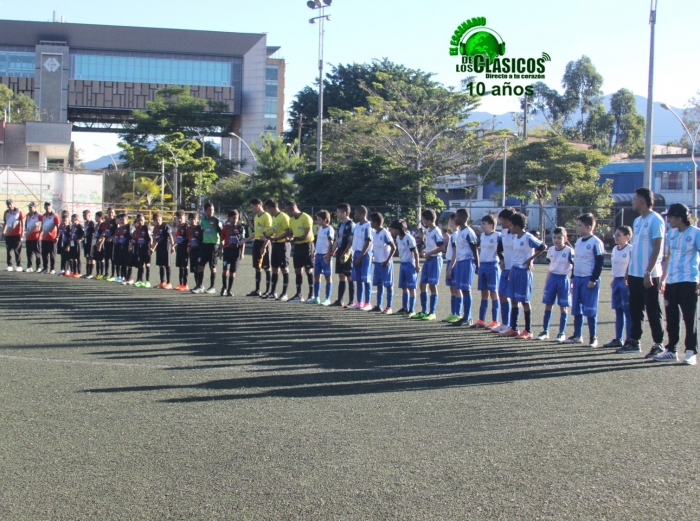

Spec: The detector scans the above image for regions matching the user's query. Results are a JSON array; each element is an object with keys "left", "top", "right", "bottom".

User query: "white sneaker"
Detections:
[
  {"left": 653, "top": 350, "right": 678, "bottom": 362},
  {"left": 55, "top": 270, "right": 64, "bottom": 276},
  {"left": 49, "top": 270, "right": 56, "bottom": 275},
  {"left": 496, "top": 324, "right": 510, "bottom": 334},
  {"left": 683, "top": 352, "right": 697, "bottom": 366},
  {"left": 15, "top": 266, "right": 23, "bottom": 272},
  {"left": 555, "top": 333, "right": 566, "bottom": 343},
  {"left": 205, "top": 287, "right": 217, "bottom": 294},
  {"left": 563, "top": 336, "right": 583, "bottom": 344},
  {"left": 191, "top": 286, "right": 205, "bottom": 294},
  {"left": 536, "top": 331, "right": 549, "bottom": 341},
  {"left": 25, "top": 267, "right": 34, "bottom": 273},
  {"left": 5, "top": 266, "right": 14, "bottom": 271},
  {"left": 588, "top": 337, "right": 599, "bottom": 348}
]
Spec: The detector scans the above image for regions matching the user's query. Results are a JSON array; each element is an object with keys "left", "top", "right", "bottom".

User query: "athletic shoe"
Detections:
[
  {"left": 555, "top": 333, "right": 567, "bottom": 343},
  {"left": 603, "top": 339, "right": 623, "bottom": 348},
  {"left": 14, "top": 266, "right": 23, "bottom": 272},
  {"left": 470, "top": 319, "right": 486, "bottom": 329},
  {"left": 563, "top": 336, "right": 583, "bottom": 344},
  {"left": 444, "top": 314, "right": 462, "bottom": 324},
  {"left": 143, "top": 281, "right": 152, "bottom": 287},
  {"left": 114, "top": 277, "right": 123, "bottom": 283},
  {"left": 407, "top": 312, "right": 417, "bottom": 318},
  {"left": 162, "top": 283, "right": 173, "bottom": 290},
  {"left": 645, "top": 343, "right": 665, "bottom": 359},
  {"left": 330, "top": 300, "right": 344, "bottom": 307},
  {"left": 205, "top": 287, "right": 216, "bottom": 294},
  {"left": 516, "top": 331, "right": 533, "bottom": 339},
  {"left": 25, "top": 267, "right": 33, "bottom": 273},
  {"left": 191, "top": 286, "right": 205, "bottom": 294},
  {"left": 368, "top": 305, "right": 382, "bottom": 312},
  {"left": 422, "top": 314, "right": 437, "bottom": 321},
  {"left": 246, "top": 290, "right": 261, "bottom": 297},
  {"left": 106, "top": 276, "right": 116, "bottom": 282},
  {"left": 126, "top": 279, "right": 135, "bottom": 285},
  {"left": 683, "top": 352, "right": 697, "bottom": 366},
  {"left": 49, "top": 270, "right": 56, "bottom": 275},
  {"left": 306, "top": 297, "right": 320, "bottom": 304},
  {"left": 260, "top": 292, "right": 269, "bottom": 299},
  {"left": 38, "top": 269, "right": 46, "bottom": 274},
  {"left": 442, "top": 314, "right": 458, "bottom": 323},
  {"left": 351, "top": 303, "right": 364, "bottom": 310},
  {"left": 81, "top": 274, "right": 89, "bottom": 278},
  {"left": 616, "top": 341, "right": 642, "bottom": 354},
  {"left": 487, "top": 321, "right": 500, "bottom": 329},
  {"left": 266, "top": 293, "right": 278, "bottom": 300},
  {"left": 4, "top": 266, "right": 14, "bottom": 271},
  {"left": 382, "top": 307, "right": 393, "bottom": 315},
  {"left": 289, "top": 294, "right": 305, "bottom": 302},
  {"left": 411, "top": 312, "right": 427, "bottom": 320},
  {"left": 72, "top": 273, "right": 82, "bottom": 278},
  {"left": 86, "top": 275, "right": 94, "bottom": 280},
  {"left": 652, "top": 350, "right": 678, "bottom": 362},
  {"left": 95, "top": 275, "right": 104, "bottom": 280},
  {"left": 154, "top": 283, "right": 164, "bottom": 289},
  {"left": 220, "top": 288, "right": 227, "bottom": 296},
  {"left": 307, "top": 293, "right": 314, "bottom": 301},
  {"left": 501, "top": 329, "right": 519, "bottom": 338},
  {"left": 495, "top": 324, "right": 511, "bottom": 334},
  {"left": 395, "top": 309, "right": 409, "bottom": 316},
  {"left": 178, "top": 285, "right": 189, "bottom": 292},
  {"left": 361, "top": 303, "right": 373, "bottom": 311},
  {"left": 320, "top": 298, "right": 331, "bottom": 306},
  {"left": 277, "top": 294, "right": 289, "bottom": 302},
  {"left": 588, "top": 337, "right": 599, "bottom": 348},
  {"left": 55, "top": 270, "right": 64, "bottom": 276},
  {"left": 226, "top": 290, "right": 234, "bottom": 297},
  {"left": 536, "top": 331, "right": 549, "bottom": 341},
  {"left": 121, "top": 279, "right": 129, "bottom": 285},
  {"left": 134, "top": 281, "right": 144, "bottom": 288}
]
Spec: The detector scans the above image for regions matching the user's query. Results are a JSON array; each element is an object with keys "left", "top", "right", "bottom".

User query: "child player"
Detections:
[
  {"left": 92, "top": 211, "right": 105, "bottom": 279},
  {"left": 331, "top": 203, "right": 355, "bottom": 307},
  {"left": 56, "top": 211, "right": 71, "bottom": 276},
  {"left": 563, "top": 213, "right": 605, "bottom": 347},
  {"left": 473, "top": 214, "right": 501, "bottom": 329},
  {"left": 129, "top": 213, "right": 152, "bottom": 287},
  {"left": 102, "top": 207, "right": 119, "bottom": 281},
  {"left": 446, "top": 209, "right": 479, "bottom": 326},
  {"left": 351, "top": 205, "right": 373, "bottom": 310},
  {"left": 492, "top": 208, "right": 516, "bottom": 334},
  {"left": 369, "top": 212, "right": 396, "bottom": 313},
  {"left": 390, "top": 219, "right": 420, "bottom": 317},
  {"left": 173, "top": 210, "right": 189, "bottom": 290},
  {"left": 536, "top": 227, "right": 574, "bottom": 342},
  {"left": 414, "top": 209, "right": 444, "bottom": 321},
  {"left": 604, "top": 226, "right": 633, "bottom": 348},
  {"left": 220, "top": 210, "right": 246, "bottom": 296},
  {"left": 82, "top": 210, "right": 95, "bottom": 278},
  {"left": 197, "top": 202, "right": 223, "bottom": 294},
  {"left": 500, "top": 212, "right": 546, "bottom": 339},
  {"left": 151, "top": 212, "right": 175, "bottom": 289},
  {"left": 442, "top": 213, "right": 463, "bottom": 323},
  {"left": 186, "top": 212, "right": 203, "bottom": 292},
  {"left": 68, "top": 213, "right": 84, "bottom": 277},
  {"left": 113, "top": 213, "right": 131, "bottom": 283},
  {"left": 309, "top": 209, "right": 336, "bottom": 306}
]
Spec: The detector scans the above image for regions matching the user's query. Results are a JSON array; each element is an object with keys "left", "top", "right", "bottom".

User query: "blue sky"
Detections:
[{"left": 1, "top": 0, "right": 697, "bottom": 160}]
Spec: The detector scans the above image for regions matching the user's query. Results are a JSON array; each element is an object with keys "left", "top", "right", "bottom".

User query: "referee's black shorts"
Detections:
[
  {"left": 252, "top": 239, "right": 271, "bottom": 270},
  {"left": 271, "top": 242, "right": 290, "bottom": 270},
  {"left": 293, "top": 242, "right": 315, "bottom": 270}
]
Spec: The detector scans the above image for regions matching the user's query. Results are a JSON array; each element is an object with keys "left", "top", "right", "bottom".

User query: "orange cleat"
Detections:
[
  {"left": 516, "top": 331, "right": 533, "bottom": 339},
  {"left": 162, "top": 283, "right": 173, "bottom": 290},
  {"left": 487, "top": 321, "right": 500, "bottom": 329},
  {"left": 470, "top": 319, "right": 486, "bottom": 329},
  {"left": 501, "top": 329, "right": 520, "bottom": 337}
]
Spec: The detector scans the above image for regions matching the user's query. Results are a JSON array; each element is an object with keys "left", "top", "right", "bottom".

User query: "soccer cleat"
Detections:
[
  {"left": 289, "top": 294, "right": 305, "bottom": 302},
  {"left": 260, "top": 292, "right": 269, "bottom": 299},
  {"left": 178, "top": 285, "right": 190, "bottom": 292},
  {"left": 5, "top": 266, "right": 14, "bottom": 271},
  {"left": 277, "top": 294, "right": 289, "bottom": 302},
  {"left": 652, "top": 350, "right": 678, "bottom": 362},
  {"left": 107, "top": 276, "right": 116, "bottom": 282},
  {"left": 444, "top": 314, "right": 462, "bottom": 324},
  {"left": 307, "top": 297, "right": 321, "bottom": 304},
  {"left": 266, "top": 293, "right": 278, "bottom": 300},
  {"left": 487, "top": 321, "right": 500, "bottom": 329},
  {"left": 162, "top": 283, "right": 173, "bottom": 290},
  {"left": 563, "top": 336, "right": 584, "bottom": 344},
  {"left": 536, "top": 331, "right": 550, "bottom": 341},
  {"left": 330, "top": 300, "right": 344, "bottom": 307},
  {"left": 603, "top": 339, "right": 623, "bottom": 348},
  {"left": 361, "top": 303, "right": 373, "bottom": 311},
  {"left": 351, "top": 302, "right": 364, "bottom": 310},
  {"left": 95, "top": 275, "right": 104, "bottom": 280},
  {"left": 683, "top": 352, "right": 697, "bottom": 365},
  {"left": 221, "top": 288, "right": 227, "bottom": 296},
  {"left": 441, "top": 314, "right": 457, "bottom": 323},
  {"left": 588, "top": 337, "right": 599, "bottom": 348},
  {"left": 154, "top": 283, "right": 164, "bottom": 289},
  {"left": 516, "top": 331, "right": 533, "bottom": 339},
  {"left": 14, "top": 266, "right": 23, "bottom": 272},
  {"left": 382, "top": 307, "right": 393, "bottom": 315},
  {"left": 191, "top": 286, "right": 205, "bottom": 294},
  {"left": 616, "top": 341, "right": 642, "bottom": 354},
  {"left": 126, "top": 279, "right": 135, "bottom": 285},
  {"left": 406, "top": 312, "right": 417, "bottom": 318},
  {"left": 49, "top": 270, "right": 56, "bottom": 275},
  {"left": 72, "top": 273, "right": 81, "bottom": 278},
  {"left": 395, "top": 309, "right": 409, "bottom": 316},
  {"left": 494, "top": 324, "right": 511, "bottom": 334},
  {"left": 55, "top": 270, "right": 64, "bottom": 276},
  {"left": 307, "top": 293, "right": 314, "bottom": 301},
  {"left": 320, "top": 298, "right": 331, "bottom": 306},
  {"left": 501, "top": 329, "right": 519, "bottom": 338},
  {"left": 470, "top": 320, "right": 486, "bottom": 329},
  {"left": 226, "top": 290, "right": 234, "bottom": 297},
  {"left": 368, "top": 305, "right": 382, "bottom": 312},
  {"left": 247, "top": 290, "right": 261, "bottom": 297},
  {"left": 205, "top": 287, "right": 216, "bottom": 294},
  {"left": 411, "top": 312, "right": 427, "bottom": 320},
  {"left": 555, "top": 333, "right": 567, "bottom": 343},
  {"left": 86, "top": 275, "right": 94, "bottom": 280},
  {"left": 645, "top": 343, "right": 665, "bottom": 359},
  {"left": 135, "top": 281, "right": 145, "bottom": 288},
  {"left": 25, "top": 267, "right": 33, "bottom": 273},
  {"left": 121, "top": 279, "right": 129, "bottom": 285},
  {"left": 422, "top": 313, "right": 437, "bottom": 321}
]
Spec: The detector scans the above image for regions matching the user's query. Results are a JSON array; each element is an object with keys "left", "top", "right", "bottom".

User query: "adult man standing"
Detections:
[
  {"left": 24, "top": 202, "right": 42, "bottom": 272},
  {"left": 262, "top": 199, "right": 290, "bottom": 301},
  {"left": 39, "top": 201, "right": 59, "bottom": 274},
  {"left": 243, "top": 198, "right": 272, "bottom": 297},
  {"left": 285, "top": 201, "right": 315, "bottom": 302},
  {"left": 330, "top": 203, "right": 355, "bottom": 307},
  {"left": 2, "top": 198, "right": 24, "bottom": 271},
  {"left": 617, "top": 187, "right": 665, "bottom": 357}
]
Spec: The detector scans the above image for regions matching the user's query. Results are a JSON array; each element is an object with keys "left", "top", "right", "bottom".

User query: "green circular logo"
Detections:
[{"left": 463, "top": 31, "right": 501, "bottom": 62}]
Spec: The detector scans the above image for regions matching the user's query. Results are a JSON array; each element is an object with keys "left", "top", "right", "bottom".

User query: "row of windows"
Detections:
[
  {"left": 0, "top": 51, "right": 35, "bottom": 78},
  {"left": 71, "top": 54, "right": 233, "bottom": 87},
  {"left": 658, "top": 171, "right": 696, "bottom": 191}
]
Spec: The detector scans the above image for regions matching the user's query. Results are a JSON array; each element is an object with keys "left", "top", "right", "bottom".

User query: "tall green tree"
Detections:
[
  {"left": 561, "top": 56, "right": 604, "bottom": 140},
  {"left": 679, "top": 90, "right": 700, "bottom": 154},
  {"left": 245, "top": 133, "right": 302, "bottom": 203},
  {"left": 608, "top": 88, "right": 645, "bottom": 154},
  {"left": 0, "top": 84, "right": 36, "bottom": 123}
]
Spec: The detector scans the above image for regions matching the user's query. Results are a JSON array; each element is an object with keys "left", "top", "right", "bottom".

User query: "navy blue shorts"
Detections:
[
  {"left": 571, "top": 276, "right": 600, "bottom": 317},
  {"left": 510, "top": 266, "right": 533, "bottom": 303},
  {"left": 478, "top": 261, "right": 500, "bottom": 292},
  {"left": 542, "top": 273, "right": 571, "bottom": 307}
]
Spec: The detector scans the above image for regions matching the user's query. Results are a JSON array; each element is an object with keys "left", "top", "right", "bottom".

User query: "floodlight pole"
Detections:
[
  {"left": 643, "top": 0, "right": 658, "bottom": 189},
  {"left": 308, "top": 1, "right": 331, "bottom": 171}
]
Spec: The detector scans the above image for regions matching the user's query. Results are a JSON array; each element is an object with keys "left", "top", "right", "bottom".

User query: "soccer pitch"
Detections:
[{"left": 1, "top": 259, "right": 699, "bottom": 520}]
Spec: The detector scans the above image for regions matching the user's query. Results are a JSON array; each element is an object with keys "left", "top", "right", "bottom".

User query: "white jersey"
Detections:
[
  {"left": 666, "top": 226, "right": 700, "bottom": 284},
  {"left": 396, "top": 233, "right": 417, "bottom": 263},
  {"left": 315, "top": 225, "right": 335, "bottom": 256},
  {"left": 573, "top": 235, "right": 605, "bottom": 278},
  {"left": 500, "top": 229, "right": 516, "bottom": 269},
  {"left": 445, "top": 232, "right": 455, "bottom": 261},
  {"left": 351, "top": 221, "right": 372, "bottom": 252},
  {"left": 424, "top": 226, "right": 444, "bottom": 253},
  {"left": 629, "top": 211, "right": 665, "bottom": 278},
  {"left": 547, "top": 245, "right": 573, "bottom": 276},
  {"left": 611, "top": 244, "right": 632, "bottom": 278},
  {"left": 4, "top": 208, "right": 20, "bottom": 231},
  {"left": 25, "top": 212, "right": 41, "bottom": 236},
  {"left": 455, "top": 226, "right": 478, "bottom": 261},
  {"left": 511, "top": 232, "right": 543, "bottom": 269},
  {"left": 372, "top": 227, "right": 395, "bottom": 264},
  {"left": 480, "top": 231, "right": 501, "bottom": 263}
]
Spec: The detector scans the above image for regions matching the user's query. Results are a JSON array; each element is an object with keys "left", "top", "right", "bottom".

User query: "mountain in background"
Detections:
[
  {"left": 467, "top": 94, "right": 686, "bottom": 145},
  {"left": 82, "top": 153, "right": 125, "bottom": 170}
]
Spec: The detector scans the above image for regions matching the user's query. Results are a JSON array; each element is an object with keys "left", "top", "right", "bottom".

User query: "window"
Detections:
[
  {"left": 660, "top": 171, "right": 684, "bottom": 190},
  {"left": 266, "top": 65, "right": 278, "bottom": 81},
  {"left": 0, "top": 51, "right": 35, "bottom": 78},
  {"left": 688, "top": 170, "right": 698, "bottom": 191},
  {"left": 264, "top": 116, "right": 277, "bottom": 133},
  {"left": 265, "top": 81, "right": 278, "bottom": 97},
  {"left": 265, "top": 98, "right": 277, "bottom": 116}
]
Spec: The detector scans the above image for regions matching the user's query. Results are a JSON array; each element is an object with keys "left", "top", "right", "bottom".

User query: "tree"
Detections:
[
  {"left": 205, "top": 175, "right": 248, "bottom": 211},
  {"left": 561, "top": 56, "right": 604, "bottom": 140},
  {"left": 608, "top": 88, "right": 645, "bottom": 154},
  {"left": 121, "top": 176, "right": 173, "bottom": 212},
  {"left": 0, "top": 84, "right": 36, "bottom": 123},
  {"left": 680, "top": 90, "right": 700, "bottom": 154},
  {"left": 523, "top": 82, "right": 568, "bottom": 136},
  {"left": 245, "top": 133, "right": 302, "bottom": 203},
  {"left": 558, "top": 178, "right": 614, "bottom": 233}
]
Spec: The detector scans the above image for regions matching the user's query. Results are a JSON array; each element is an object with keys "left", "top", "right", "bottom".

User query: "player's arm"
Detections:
[
  {"left": 645, "top": 237, "right": 663, "bottom": 288},
  {"left": 425, "top": 235, "right": 445, "bottom": 258},
  {"left": 496, "top": 239, "right": 505, "bottom": 270},
  {"left": 524, "top": 242, "right": 547, "bottom": 269},
  {"left": 447, "top": 239, "right": 457, "bottom": 275},
  {"left": 470, "top": 241, "right": 480, "bottom": 272},
  {"left": 412, "top": 245, "right": 421, "bottom": 272},
  {"left": 355, "top": 237, "right": 371, "bottom": 266},
  {"left": 659, "top": 243, "right": 671, "bottom": 294}
]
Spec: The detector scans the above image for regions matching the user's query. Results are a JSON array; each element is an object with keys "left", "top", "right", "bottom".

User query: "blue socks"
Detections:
[
  {"left": 587, "top": 316, "right": 597, "bottom": 339},
  {"left": 314, "top": 281, "right": 320, "bottom": 299},
  {"left": 356, "top": 282, "right": 364, "bottom": 304},
  {"left": 363, "top": 282, "right": 371, "bottom": 304},
  {"left": 545, "top": 309, "right": 569, "bottom": 335},
  {"left": 376, "top": 286, "right": 384, "bottom": 308},
  {"left": 420, "top": 291, "right": 428, "bottom": 313},
  {"left": 543, "top": 309, "right": 552, "bottom": 332},
  {"left": 462, "top": 293, "right": 472, "bottom": 322},
  {"left": 492, "top": 299, "right": 500, "bottom": 323},
  {"left": 573, "top": 314, "right": 583, "bottom": 338},
  {"left": 615, "top": 308, "right": 630, "bottom": 341},
  {"left": 479, "top": 299, "right": 488, "bottom": 322},
  {"left": 402, "top": 292, "right": 408, "bottom": 311},
  {"left": 559, "top": 311, "right": 569, "bottom": 335},
  {"left": 501, "top": 299, "right": 511, "bottom": 326},
  {"left": 429, "top": 294, "right": 438, "bottom": 315},
  {"left": 386, "top": 288, "right": 394, "bottom": 309},
  {"left": 408, "top": 295, "right": 416, "bottom": 313}
]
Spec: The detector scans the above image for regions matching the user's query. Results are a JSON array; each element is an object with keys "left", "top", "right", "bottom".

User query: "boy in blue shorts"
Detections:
[
  {"left": 414, "top": 209, "right": 444, "bottom": 321},
  {"left": 564, "top": 213, "right": 605, "bottom": 347},
  {"left": 473, "top": 214, "right": 501, "bottom": 329},
  {"left": 446, "top": 209, "right": 479, "bottom": 326},
  {"left": 604, "top": 226, "right": 633, "bottom": 348},
  {"left": 390, "top": 219, "right": 420, "bottom": 317},
  {"left": 536, "top": 227, "right": 574, "bottom": 342},
  {"left": 492, "top": 208, "right": 517, "bottom": 334},
  {"left": 442, "top": 213, "right": 463, "bottom": 323},
  {"left": 370, "top": 212, "right": 397, "bottom": 313},
  {"left": 309, "top": 210, "right": 335, "bottom": 305},
  {"left": 501, "top": 212, "right": 546, "bottom": 338},
  {"left": 351, "top": 205, "right": 373, "bottom": 310}
]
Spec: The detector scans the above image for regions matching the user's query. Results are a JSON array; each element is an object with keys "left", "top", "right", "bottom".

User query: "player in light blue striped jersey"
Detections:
[
  {"left": 414, "top": 210, "right": 445, "bottom": 321},
  {"left": 536, "top": 227, "right": 574, "bottom": 342}
]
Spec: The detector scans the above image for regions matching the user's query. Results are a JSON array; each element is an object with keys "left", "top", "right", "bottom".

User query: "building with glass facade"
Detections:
[{"left": 0, "top": 19, "right": 285, "bottom": 171}]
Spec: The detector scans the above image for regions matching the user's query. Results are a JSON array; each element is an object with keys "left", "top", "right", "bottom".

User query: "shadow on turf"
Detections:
[{"left": 0, "top": 273, "right": 661, "bottom": 402}]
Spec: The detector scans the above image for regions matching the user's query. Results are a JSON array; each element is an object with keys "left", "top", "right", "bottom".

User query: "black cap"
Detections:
[
  {"left": 6, "top": 198, "right": 12, "bottom": 204},
  {"left": 44, "top": 201, "right": 51, "bottom": 206},
  {"left": 28, "top": 202, "right": 36, "bottom": 207},
  {"left": 663, "top": 203, "right": 691, "bottom": 222}
]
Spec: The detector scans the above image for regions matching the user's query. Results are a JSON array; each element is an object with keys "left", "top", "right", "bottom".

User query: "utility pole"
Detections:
[
  {"left": 501, "top": 137, "right": 508, "bottom": 207},
  {"left": 297, "top": 113, "right": 303, "bottom": 156},
  {"left": 523, "top": 95, "right": 528, "bottom": 141},
  {"left": 643, "top": 0, "right": 658, "bottom": 189}
]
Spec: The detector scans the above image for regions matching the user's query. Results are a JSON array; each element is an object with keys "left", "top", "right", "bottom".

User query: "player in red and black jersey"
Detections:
[
  {"left": 102, "top": 207, "right": 119, "bottom": 280},
  {"left": 151, "top": 211, "right": 175, "bottom": 289},
  {"left": 186, "top": 213, "right": 203, "bottom": 290},
  {"left": 220, "top": 210, "right": 246, "bottom": 296},
  {"left": 114, "top": 213, "right": 131, "bottom": 283},
  {"left": 129, "top": 213, "right": 152, "bottom": 287},
  {"left": 92, "top": 211, "right": 105, "bottom": 278},
  {"left": 68, "top": 213, "right": 85, "bottom": 277},
  {"left": 173, "top": 210, "right": 189, "bottom": 290}
]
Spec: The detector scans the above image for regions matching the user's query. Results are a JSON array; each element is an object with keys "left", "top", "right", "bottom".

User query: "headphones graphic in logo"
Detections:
[{"left": 459, "top": 27, "right": 506, "bottom": 63}]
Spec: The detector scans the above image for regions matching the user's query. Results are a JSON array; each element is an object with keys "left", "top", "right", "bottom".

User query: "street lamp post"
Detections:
[
  {"left": 643, "top": 0, "right": 659, "bottom": 189},
  {"left": 661, "top": 103, "right": 700, "bottom": 220},
  {"left": 160, "top": 141, "right": 180, "bottom": 210},
  {"left": 93, "top": 143, "right": 119, "bottom": 171},
  {"left": 307, "top": 0, "right": 332, "bottom": 172},
  {"left": 227, "top": 132, "right": 258, "bottom": 164}
]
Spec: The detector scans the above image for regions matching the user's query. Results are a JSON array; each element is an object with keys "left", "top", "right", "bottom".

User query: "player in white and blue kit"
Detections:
[
  {"left": 655, "top": 203, "right": 700, "bottom": 365},
  {"left": 370, "top": 212, "right": 397, "bottom": 314},
  {"left": 536, "top": 227, "right": 573, "bottom": 342},
  {"left": 350, "top": 205, "right": 373, "bottom": 310},
  {"left": 603, "top": 226, "right": 633, "bottom": 348},
  {"left": 390, "top": 219, "right": 421, "bottom": 316},
  {"left": 446, "top": 208, "right": 479, "bottom": 325},
  {"left": 564, "top": 213, "right": 605, "bottom": 347},
  {"left": 415, "top": 210, "right": 444, "bottom": 321},
  {"left": 501, "top": 212, "right": 546, "bottom": 338},
  {"left": 442, "top": 214, "right": 464, "bottom": 323},
  {"left": 473, "top": 214, "right": 501, "bottom": 329},
  {"left": 309, "top": 210, "right": 335, "bottom": 305},
  {"left": 492, "top": 208, "right": 517, "bottom": 333}
]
